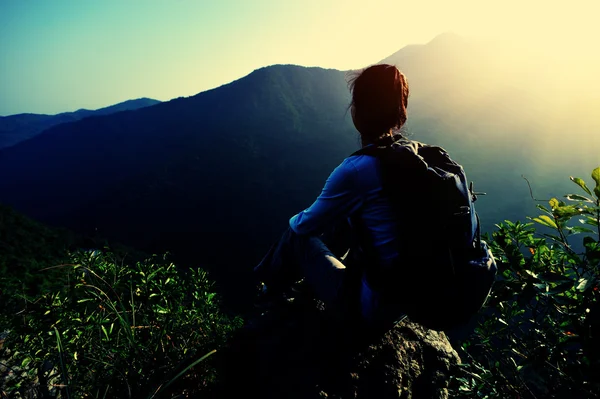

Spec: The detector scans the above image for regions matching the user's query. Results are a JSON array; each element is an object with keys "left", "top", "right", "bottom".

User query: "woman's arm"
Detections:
[{"left": 289, "top": 158, "right": 363, "bottom": 236}]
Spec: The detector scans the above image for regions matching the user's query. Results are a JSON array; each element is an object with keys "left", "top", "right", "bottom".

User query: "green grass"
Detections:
[{"left": 0, "top": 205, "right": 242, "bottom": 398}]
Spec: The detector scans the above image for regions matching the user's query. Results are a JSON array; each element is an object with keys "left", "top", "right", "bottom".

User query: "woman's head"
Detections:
[{"left": 348, "top": 64, "right": 409, "bottom": 143}]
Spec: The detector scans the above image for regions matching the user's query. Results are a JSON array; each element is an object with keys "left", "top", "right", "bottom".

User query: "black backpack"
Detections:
[{"left": 350, "top": 135, "right": 497, "bottom": 331}]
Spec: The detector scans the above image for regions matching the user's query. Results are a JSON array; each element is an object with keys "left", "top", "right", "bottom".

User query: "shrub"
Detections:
[
  {"left": 451, "top": 167, "right": 600, "bottom": 398},
  {"left": 1, "top": 250, "right": 242, "bottom": 398}
]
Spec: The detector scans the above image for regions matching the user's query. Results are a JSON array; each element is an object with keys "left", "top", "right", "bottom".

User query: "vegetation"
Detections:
[
  {"left": 2, "top": 162, "right": 600, "bottom": 398},
  {"left": 0, "top": 207, "right": 241, "bottom": 398},
  {"left": 0, "top": 203, "right": 76, "bottom": 302},
  {"left": 452, "top": 167, "right": 600, "bottom": 398}
]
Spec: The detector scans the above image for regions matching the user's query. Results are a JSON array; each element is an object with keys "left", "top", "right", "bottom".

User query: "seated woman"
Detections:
[{"left": 254, "top": 64, "right": 411, "bottom": 330}]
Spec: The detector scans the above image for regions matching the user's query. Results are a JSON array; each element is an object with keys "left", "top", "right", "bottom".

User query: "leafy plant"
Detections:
[
  {"left": 451, "top": 167, "right": 600, "bottom": 398},
  {"left": 1, "top": 249, "right": 242, "bottom": 398}
]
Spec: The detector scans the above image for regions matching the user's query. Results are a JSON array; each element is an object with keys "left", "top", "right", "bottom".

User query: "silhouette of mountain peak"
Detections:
[{"left": 427, "top": 31, "right": 464, "bottom": 46}]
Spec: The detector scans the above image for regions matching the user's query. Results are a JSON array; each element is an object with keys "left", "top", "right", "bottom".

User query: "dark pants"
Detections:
[
  {"left": 254, "top": 223, "right": 360, "bottom": 313},
  {"left": 254, "top": 224, "right": 407, "bottom": 334}
]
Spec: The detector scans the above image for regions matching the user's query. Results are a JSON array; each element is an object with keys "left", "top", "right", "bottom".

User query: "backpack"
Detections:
[{"left": 350, "top": 135, "right": 497, "bottom": 331}]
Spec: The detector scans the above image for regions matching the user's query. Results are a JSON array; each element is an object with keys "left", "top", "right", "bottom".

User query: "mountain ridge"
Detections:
[{"left": 0, "top": 97, "right": 161, "bottom": 150}]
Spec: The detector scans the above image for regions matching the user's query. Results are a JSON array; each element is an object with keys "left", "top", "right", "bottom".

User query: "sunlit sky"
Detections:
[{"left": 1, "top": 0, "right": 599, "bottom": 116}]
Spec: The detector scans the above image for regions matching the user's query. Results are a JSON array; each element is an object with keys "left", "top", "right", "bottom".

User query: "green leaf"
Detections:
[
  {"left": 570, "top": 176, "right": 593, "bottom": 196},
  {"left": 524, "top": 269, "right": 539, "bottom": 279},
  {"left": 549, "top": 198, "right": 560, "bottom": 209},
  {"left": 581, "top": 216, "right": 600, "bottom": 227},
  {"left": 147, "top": 267, "right": 164, "bottom": 282},
  {"left": 565, "top": 194, "right": 594, "bottom": 203},
  {"left": 21, "top": 357, "right": 32, "bottom": 368},
  {"left": 576, "top": 278, "right": 595, "bottom": 292},
  {"left": 584, "top": 236, "right": 599, "bottom": 247},
  {"left": 553, "top": 205, "right": 582, "bottom": 218},
  {"left": 548, "top": 281, "right": 573, "bottom": 295},
  {"left": 155, "top": 305, "right": 169, "bottom": 314},
  {"left": 592, "top": 167, "right": 600, "bottom": 187},
  {"left": 536, "top": 204, "right": 552, "bottom": 215},
  {"left": 534, "top": 283, "right": 549, "bottom": 293},
  {"left": 537, "top": 271, "right": 572, "bottom": 283},
  {"left": 568, "top": 226, "right": 596, "bottom": 234},
  {"left": 530, "top": 215, "right": 558, "bottom": 229},
  {"left": 149, "top": 349, "right": 218, "bottom": 399},
  {"left": 553, "top": 295, "right": 579, "bottom": 306}
]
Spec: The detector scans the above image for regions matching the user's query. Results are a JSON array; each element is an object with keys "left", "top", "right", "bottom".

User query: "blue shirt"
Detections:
[
  {"left": 289, "top": 151, "right": 400, "bottom": 268},
  {"left": 289, "top": 150, "right": 403, "bottom": 323}
]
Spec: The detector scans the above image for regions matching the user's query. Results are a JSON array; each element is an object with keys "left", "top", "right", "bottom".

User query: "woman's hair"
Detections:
[{"left": 347, "top": 64, "right": 409, "bottom": 142}]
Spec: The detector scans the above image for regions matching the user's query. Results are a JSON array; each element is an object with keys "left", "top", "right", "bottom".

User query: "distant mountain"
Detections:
[
  {"left": 377, "top": 33, "right": 599, "bottom": 227},
  {"left": 0, "top": 98, "right": 160, "bottom": 149},
  {"left": 0, "top": 33, "right": 598, "bottom": 311},
  {"left": 70, "top": 97, "right": 161, "bottom": 117}
]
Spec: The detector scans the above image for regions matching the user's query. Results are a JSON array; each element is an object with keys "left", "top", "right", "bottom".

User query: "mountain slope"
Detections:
[
  {"left": 0, "top": 65, "right": 357, "bottom": 309},
  {"left": 0, "top": 97, "right": 160, "bottom": 149}
]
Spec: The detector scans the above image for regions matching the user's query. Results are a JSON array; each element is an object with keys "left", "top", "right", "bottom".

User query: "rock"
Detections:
[
  {"left": 213, "top": 300, "right": 461, "bottom": 399},
  {"left": 343, "top": 321, "right": 462, "bottom": 399}
]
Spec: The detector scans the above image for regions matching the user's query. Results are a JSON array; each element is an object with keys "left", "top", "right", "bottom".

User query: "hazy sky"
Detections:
[{"left": 1, "top": 0, "right": 599, "bottom": 115}]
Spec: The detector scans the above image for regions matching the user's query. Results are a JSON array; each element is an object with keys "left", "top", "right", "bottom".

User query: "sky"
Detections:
[{"left": 1, "top": 0, "right": 599, "bottom": 116}]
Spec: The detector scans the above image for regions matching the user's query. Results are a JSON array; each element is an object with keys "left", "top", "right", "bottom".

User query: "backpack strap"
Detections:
[
  {"left": 350, "top": 134, "right": 408, "bottom": 157},
  {"left": 351, "top": 136, "right": 428, "bottom": 176}
]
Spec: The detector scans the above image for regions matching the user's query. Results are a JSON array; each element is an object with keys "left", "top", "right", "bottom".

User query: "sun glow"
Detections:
[{"left": 1, "top": 0, "right": 599, "bottom": 116}]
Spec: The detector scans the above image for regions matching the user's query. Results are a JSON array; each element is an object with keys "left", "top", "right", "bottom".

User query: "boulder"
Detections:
[{"left": 214, "top": 300, "right": 461, "bottom": 399}]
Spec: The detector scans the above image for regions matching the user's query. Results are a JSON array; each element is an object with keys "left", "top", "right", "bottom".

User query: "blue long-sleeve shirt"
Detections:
[
  {"left": 289, "top": 151, "right": 400, "bottom": 268},
  {"left": 289, "top": 151, "right": 403, "bottom": 323}
]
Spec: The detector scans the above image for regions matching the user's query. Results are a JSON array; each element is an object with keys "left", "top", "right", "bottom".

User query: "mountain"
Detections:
[
  {"left": 0, "top": 65, "right": 356, "bottom": 310},
  {"left": 0, "top": 97, "right": 161, "bottom": 149},
  {"left": 0, "top": 33, "right": 598, "bottom": 311}
]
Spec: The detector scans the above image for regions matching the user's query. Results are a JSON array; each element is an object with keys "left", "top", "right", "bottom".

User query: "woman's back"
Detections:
[{"left": 345, "top": 153, "right": 400, "bottom": 268}]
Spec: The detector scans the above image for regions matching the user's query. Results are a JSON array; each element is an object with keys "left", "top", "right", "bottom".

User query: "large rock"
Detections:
[{"left": 213, "top": 300, "right": 461, "bottom": 399}]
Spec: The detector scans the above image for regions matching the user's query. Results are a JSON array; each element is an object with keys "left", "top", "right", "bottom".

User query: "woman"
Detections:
[{"left": 254, "top": 63, "right": 410, "bottom": 329}]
